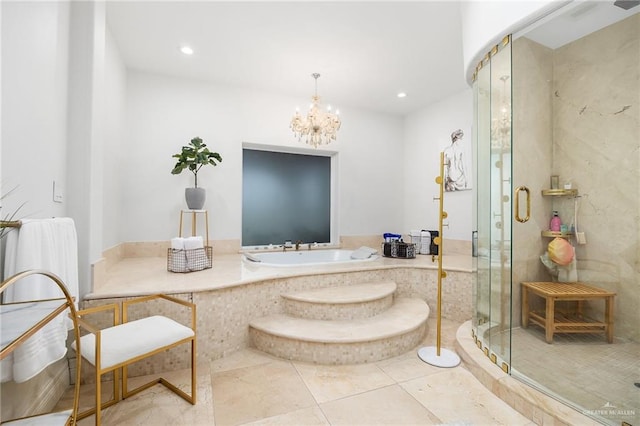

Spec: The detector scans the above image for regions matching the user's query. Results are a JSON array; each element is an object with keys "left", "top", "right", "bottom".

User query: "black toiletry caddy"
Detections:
[{"left": 382, "top": 239, "right": 416, "bottom": 259}]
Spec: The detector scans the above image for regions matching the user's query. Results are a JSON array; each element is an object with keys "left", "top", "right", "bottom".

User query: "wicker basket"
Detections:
[
  {"left": 167, "top": 246, "right": 213, "bottom": 273},
  {"left": 381, "top": 241, "right": 416, "bottom": 259}
]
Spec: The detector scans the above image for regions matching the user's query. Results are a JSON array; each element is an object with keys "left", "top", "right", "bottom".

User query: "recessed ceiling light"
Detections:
[
  {"left": 397, "top": 92, "right": 407, "bottom": 98},
  {"left": 180, "top": 46, "right": 194, "bottom": 55}
]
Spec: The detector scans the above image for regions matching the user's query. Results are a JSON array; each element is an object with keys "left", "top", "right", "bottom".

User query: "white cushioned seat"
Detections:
[
  {"left": 73, "top": 315, "right": 194, "bottom": 369},
  {"left": 74, "top": 295, "right": 196, "bottom": 426}
]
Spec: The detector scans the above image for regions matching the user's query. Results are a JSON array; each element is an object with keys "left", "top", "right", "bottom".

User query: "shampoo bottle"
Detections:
[{"left": 550, "top": 211, "right": 562, "bottom": 232}]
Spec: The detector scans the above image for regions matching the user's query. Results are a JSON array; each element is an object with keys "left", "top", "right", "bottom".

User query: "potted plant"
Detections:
[{"left": 171, "top": 137, "right": 222, "bottom": 210}]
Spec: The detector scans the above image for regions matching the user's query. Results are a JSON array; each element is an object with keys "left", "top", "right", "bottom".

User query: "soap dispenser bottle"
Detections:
[{"left": 550, "top": 211, "right": 562, "bottom": 232}]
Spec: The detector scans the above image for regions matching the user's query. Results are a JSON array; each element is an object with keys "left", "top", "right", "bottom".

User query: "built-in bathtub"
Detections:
[{"left": 243, "top": 249, "right": 377, "bottom": 267}]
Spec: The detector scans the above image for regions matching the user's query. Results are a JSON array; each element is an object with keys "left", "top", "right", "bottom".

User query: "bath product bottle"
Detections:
[{"left": 550, "top": 211, "right": 562, "bottom": 232}]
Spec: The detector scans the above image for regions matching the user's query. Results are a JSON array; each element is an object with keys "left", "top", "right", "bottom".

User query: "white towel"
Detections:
[
  {"left": 350, "top": 246, "right": 378, "bottom": 260},
  {"left": 244, "top": 253, "right": 262, "bottom": 263},
  {"left": 1, "top": 218, "right": 79, "bottom": 383},
  {"left": 171, "top": 237, "right": 185, "bottom": 250},
  {"left": 182, "top": 236, "right": 205, "bottom": 271},
  {"left": 183, "top": 236, "right": 204, "bottom": 250},
  {"left": 358, "top": 246, "right": 378, "bottom": 255}
]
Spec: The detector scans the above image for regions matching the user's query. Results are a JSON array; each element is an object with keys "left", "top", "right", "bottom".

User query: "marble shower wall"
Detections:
[
  {"left": 552, "top": 14, "right": 639, "bottom": 342},
  {"left": 512, "top": 36, "right": 554, "bottom": 327},
  {"left": 513, "top": 14, "right": 639, "bottom": 341}
]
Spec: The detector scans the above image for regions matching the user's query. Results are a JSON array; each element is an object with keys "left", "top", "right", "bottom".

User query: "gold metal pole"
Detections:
[
  {"left": 434, "top": 151, "right": 448, "bottom": 355},
  {"left": 417, "top": 151, "right": 459, "bottom": 368}
]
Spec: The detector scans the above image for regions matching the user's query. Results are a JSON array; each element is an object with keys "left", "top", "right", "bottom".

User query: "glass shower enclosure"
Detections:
[
  {"left": 472, "top": 36, "right": 513, "bottom": 371},
  {"left": 472, "top": 5, "right": 639, "bottom": 425}
]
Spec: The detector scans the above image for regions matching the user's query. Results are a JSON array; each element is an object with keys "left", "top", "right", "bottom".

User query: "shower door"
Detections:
[{"left": 472, "top": 37, "right": 513, "bottom": 370}]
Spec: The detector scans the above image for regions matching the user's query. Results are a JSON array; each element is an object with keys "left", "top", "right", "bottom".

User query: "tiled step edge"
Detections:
[
  {"left": 455, "top": 321, "right": 601, "bottom": 426},
  {"left": 281, "top": 281, "right": 397, "bottom": 320},
  {"left": 249, "top": 298, "right": 429, "bottom": 364}
]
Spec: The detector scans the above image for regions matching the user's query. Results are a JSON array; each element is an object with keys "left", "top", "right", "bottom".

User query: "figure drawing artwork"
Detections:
[{"left": 444, "top": 129, "right": 471, "bottom": 191}]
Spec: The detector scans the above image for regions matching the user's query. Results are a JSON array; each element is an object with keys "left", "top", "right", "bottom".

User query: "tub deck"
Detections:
[{"left": 89, "top": 253, "right": 474, "bottom": 299}]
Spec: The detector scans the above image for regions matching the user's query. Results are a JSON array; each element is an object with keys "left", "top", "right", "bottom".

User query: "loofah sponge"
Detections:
[{"left": 548, "top": 237, "right": 574, "bottom": 266}]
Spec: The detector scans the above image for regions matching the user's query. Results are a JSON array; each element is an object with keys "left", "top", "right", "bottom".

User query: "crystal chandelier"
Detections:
[{"left": 290, "top": 73, "right": 341, "bottom": 148}]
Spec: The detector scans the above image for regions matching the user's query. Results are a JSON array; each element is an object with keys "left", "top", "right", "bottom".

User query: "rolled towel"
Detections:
[
  {"left": 357, "top": 246, "right": 378, "bottom": 255},
  {"left": 351, "top": 246, "right": 378, "bottom": 260},
  {"left": 171, "top": 237, "right": 185, "bottom": 250},
  {"left": 184, "top": 236, "right": 204, "bottom": 250},
  {"left": 244, "top": 253, "right": 262, "bottom": 263}
]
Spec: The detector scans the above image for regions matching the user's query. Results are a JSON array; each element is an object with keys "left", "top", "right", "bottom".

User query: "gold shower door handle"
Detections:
[{"left": 514, "top": 186, "right": 530, "bottom": 223}]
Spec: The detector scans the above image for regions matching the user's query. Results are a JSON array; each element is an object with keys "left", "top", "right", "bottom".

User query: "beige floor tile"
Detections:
[
  {"left": 243, "top": 406, "right": 330, "bottom": 426},
  {"left": 400, "top": 367, "right": 531, "bottom": 426},
  {"left": 210, "top": 348, "right": 280, "bottom": 374},
  {"left": 374, "top": 318, "right": 460, "bottom": 383},
  {"left": 293, "top": 362, "right": 395, "bottom": 404},
  {"left": 212, "top": 359, "right": 316, "bottom": 425},
  {"left": 320, "top": 384, "right": 441, "bottom": 425},
  {"left": 71, "top": 365, "right": 212, "bottom": 425},
  {"left": 375, "top": 351, "right": 445, "bottom": 383}
]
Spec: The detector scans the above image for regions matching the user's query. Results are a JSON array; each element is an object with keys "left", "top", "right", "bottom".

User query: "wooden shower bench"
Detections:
[{"left": 521, "top": 281, "right": 615, "bottom": 343}]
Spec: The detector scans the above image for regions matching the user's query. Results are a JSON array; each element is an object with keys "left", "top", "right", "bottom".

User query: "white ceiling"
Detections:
[
  {"left": 105, "top": 1, "right": 469, "bottom": 116},
  {"left": 521, "top": 0, "right": 640, "bottom": 49}
]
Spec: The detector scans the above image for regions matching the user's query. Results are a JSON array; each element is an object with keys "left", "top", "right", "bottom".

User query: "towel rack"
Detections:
[{"left": 0, "top": 220, "right": 21, "bottom": 228}]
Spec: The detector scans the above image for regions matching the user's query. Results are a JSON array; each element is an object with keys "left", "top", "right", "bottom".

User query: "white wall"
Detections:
[
  {"left": 460, "top": 0, "right": 566, "bottom": 82},
  {"left": 102, "top": 27, "right": 127, "bottom": 249},
  {"left": 1, "top": 1, "right": 70, "bottom": 220},
  {"left": 122, "top": 71, "right": 405, "bottom": 243},
  {"left": 65, "top": 1, "right": 106, "bottom": 297},
  {"left": 403, "top": 89, "right": 473, "bottom": 241},
  {"left": 1, "top": 2, "right": 110, "bottom": 297}
]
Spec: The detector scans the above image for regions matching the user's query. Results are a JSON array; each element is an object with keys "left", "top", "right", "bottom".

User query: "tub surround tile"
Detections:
[
  {"left": 102, "top": 243, "right": 125, "bottom": 269},
  {"left": 90, "top": 258, "right": 107, "bottom": 295},
  {"left": 84, "top": 254, "right": 473, "bottom": 372},
  {"left": 249, "top": 296, "right": 429, "bottom": 364},
  {"left": 250, "top": 323, "right": 427, "bottom": 365},
  {"left": 123, "top": 240, "right": 170, "bottom": 258},
  {"left": 339, "top": 235, "right": 383, "bottom": 250},
  {"left": 89, "top": 253, "right": 473, "bottom": 299},
  {"left": 282, "top": 281, "right": 396, "bottom": 320}
]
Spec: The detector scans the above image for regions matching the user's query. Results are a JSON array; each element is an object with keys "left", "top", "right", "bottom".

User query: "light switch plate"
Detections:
[{"left": 53, "top": 180, "right": 63, "bottom": 203}]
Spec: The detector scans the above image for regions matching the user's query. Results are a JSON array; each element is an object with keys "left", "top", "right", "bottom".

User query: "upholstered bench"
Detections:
[{"left": 72, "top": 294, "right": 196, "bottom": 426}]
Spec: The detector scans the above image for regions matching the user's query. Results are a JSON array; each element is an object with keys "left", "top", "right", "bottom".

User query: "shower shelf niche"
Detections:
[{"left": 540, "top": 188, "right": 578, "bottom": 238}]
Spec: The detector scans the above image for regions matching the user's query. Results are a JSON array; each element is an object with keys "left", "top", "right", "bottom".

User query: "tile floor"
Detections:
[
  {"left": 59, "top": 318, "right": 534, "bottom": 426},
  {"left": 511, "top": 326, "right": 640, "bottom": 426}
]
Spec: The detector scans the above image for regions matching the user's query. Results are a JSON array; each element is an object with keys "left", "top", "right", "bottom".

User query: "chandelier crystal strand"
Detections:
[{"left": 290, "top": 73, "right": 341, "bottom": 148}]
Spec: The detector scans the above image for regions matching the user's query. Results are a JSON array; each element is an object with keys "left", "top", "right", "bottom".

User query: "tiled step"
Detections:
[
  {"left": 281, "top": 281, "right": 397, "bottom": 320},
  {"left": 249, "top": 298, "right": 429, "bottom": 364}
]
